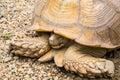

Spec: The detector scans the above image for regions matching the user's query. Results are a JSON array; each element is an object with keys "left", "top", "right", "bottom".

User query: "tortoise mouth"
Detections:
[{"left": 50, "top": 43, "right": 65, "bottom": 49}]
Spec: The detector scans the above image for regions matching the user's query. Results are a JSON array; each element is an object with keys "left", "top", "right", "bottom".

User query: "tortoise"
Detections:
[{"left": 9, "top": 0, "right": 120, "bottom": 78}]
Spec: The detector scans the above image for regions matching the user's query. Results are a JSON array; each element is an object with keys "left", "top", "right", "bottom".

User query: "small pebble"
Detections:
[
  {"left": 24, "top": 75, "right": 30, "bottom": 79},
  {"left": 17, "top": 68, "right": 24, "bottom": 72},
  {"left": 42, "top": 77, "right": 49, "bottom": 80},
  {"left": 53, "top": 76, "right": 59, "bottom": 80},
  {"left": 4, "top": 57, "right": 13, "bottom": 63},
  {"left": 13, "top": 56, "right": 19, "bottom": 60}
]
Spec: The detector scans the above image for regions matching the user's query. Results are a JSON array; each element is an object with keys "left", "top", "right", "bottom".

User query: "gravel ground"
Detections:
[{"left": 0, "top": 0, "right": 120, "bottom": 80}]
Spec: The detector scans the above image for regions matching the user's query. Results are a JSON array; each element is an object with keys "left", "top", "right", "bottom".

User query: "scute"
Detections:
[
  {"left": 34, "top": 0, "right": 49, "bottom": 17},
  {"left": 102, "top": 0, "right": 120, "bottom": 12},
  {"left": 31, "top": 0, "right": 120, "bottom": 48},
  {"left": 41, "top": 0, "right": 79, "bottom": 25}
]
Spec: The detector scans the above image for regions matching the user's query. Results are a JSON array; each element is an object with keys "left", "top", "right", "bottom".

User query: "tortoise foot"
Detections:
[
  {"left": 63, "top": 44, "right": 115, "bottom": 78},
  {"left": 64, "top": 59, "right": 114, "bottom": 78},
  {"left": 9, "top": 33, "right": 50, "bottom": 58}
]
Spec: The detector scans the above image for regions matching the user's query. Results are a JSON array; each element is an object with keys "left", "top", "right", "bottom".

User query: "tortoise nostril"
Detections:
[
  {"left": 49, "top": 39, "right": 53, "bottom": 45},
  {"left": 49, "top": 37, "right": 54, "bottom": 43}
]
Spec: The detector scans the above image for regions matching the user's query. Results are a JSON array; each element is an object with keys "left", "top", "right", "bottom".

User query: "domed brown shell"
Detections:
[{"left": 31, "top": 0, "right": 120, "bottom": 48}]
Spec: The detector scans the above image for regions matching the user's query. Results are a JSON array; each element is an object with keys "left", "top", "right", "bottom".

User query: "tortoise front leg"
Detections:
[
  {"left": 63, "top": 43, "right": 115, "bottom": 78},
  {"left": 38, "top": 48, "right": 67, "bottom": 67},
  {"left": 9, "top": 33, "right": 50, "bottom": 58}
]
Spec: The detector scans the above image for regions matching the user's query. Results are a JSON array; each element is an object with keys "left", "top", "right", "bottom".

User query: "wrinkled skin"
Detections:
[{"left": 9, "top": 32, "right": 115, "bottom": 78}]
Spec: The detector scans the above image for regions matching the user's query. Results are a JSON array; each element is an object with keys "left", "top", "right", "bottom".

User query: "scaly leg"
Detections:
[
  {"left": 9, "top": 33, "right": 50, "bottom": 58},
  {"left": 63, "top": 43, "right": 114, "bottom": 78},
  {"left": 38, "top": 48, "right": 67, "bottom": 67}
]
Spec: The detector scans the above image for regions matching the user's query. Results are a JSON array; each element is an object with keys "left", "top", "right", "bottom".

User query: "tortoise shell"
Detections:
[{"left": 31, "top": 0, "right": 120, "bottom": 48}]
